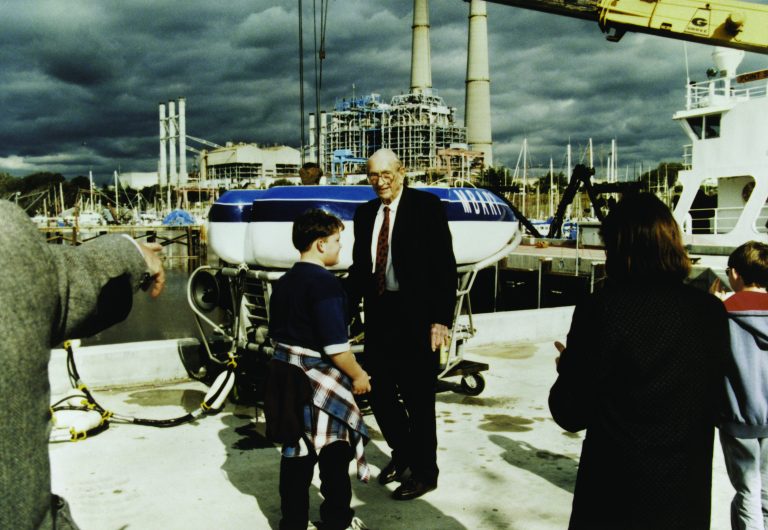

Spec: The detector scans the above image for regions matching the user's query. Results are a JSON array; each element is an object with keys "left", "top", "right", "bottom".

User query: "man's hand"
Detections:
[
  {"left": 430, "top": 323, "right": 450, "bottom": 352},
  {"left": 138, "top": 242, "right": 165, "bottom": 298},
  {"left": 352, "top": 371, "right": 372, "bottom": 395}
]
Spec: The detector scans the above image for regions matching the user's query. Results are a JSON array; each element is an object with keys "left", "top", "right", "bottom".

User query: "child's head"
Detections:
[
  {"left": 727, "top": 241, "right": 768, "bottom": 290},
  {"left": 292, "top": 209, "right": 344, "bottom": 266}
]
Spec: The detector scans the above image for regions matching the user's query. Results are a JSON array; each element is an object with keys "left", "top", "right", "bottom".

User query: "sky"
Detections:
[{"left": 1, "top": 0, "right": 766, "bottom": 184}]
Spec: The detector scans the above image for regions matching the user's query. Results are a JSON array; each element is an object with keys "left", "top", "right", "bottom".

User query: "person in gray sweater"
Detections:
[
  {"left": 720, "top": 241, "right": 768, "bottom": 530},
  {"left": 0, "top": 200, "right": 165, "bottom": 530}
]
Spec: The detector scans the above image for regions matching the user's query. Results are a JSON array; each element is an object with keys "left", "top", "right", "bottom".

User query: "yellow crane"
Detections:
[{"left": 485, "top": 0, "right": 768, "bottom": 54}]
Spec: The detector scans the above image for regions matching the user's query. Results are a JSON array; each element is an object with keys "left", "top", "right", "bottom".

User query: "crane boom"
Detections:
[
  {"left": 186, "top": 134, "right": 223, "bottom": 149},
  {"left": 485, "top": 0, "right": 768, "bottom": 54}
]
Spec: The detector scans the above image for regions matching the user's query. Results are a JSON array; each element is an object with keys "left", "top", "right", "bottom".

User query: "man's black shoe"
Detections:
[
  {"left": 377, "top": 460, "right": 407, "bottom": 485},
  {"left": 392, "top": 478, "right": 437, "bottom": 501}
]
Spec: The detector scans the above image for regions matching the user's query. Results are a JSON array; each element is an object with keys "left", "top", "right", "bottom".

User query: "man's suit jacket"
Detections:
[{"left": 347, "top": 186, "right": 457, "bottom": 328}]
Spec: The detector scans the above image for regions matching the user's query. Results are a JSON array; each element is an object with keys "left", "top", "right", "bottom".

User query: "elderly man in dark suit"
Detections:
[
  {"left": 0, "top": 200, "right": 164, "bottom": 530},
  {"left": 347, "top": 148, "right": 457, "bottom": 501}
]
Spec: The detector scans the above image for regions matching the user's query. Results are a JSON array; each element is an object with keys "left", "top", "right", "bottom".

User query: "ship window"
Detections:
[
  {"left": 686, "top": 117, "right": 703, "bottom": 138},
  {"left": 703, "top": 114, "right": 721, "bottom": 139},
  {"left": 685, "top": 115, "right": 720, "bottom": 139}
]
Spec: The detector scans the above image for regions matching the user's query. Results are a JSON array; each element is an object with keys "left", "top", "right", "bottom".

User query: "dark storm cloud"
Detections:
[{"left": 0, "top": 0, "right": 765, "bottom": 182}]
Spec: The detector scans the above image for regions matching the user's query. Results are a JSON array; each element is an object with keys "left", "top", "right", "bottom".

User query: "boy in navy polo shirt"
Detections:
[
  {"left": 720, "top": 241, "right": 768, "bottom": 530},
  {"left": 268, "top": 208, "right": 371, "bottom": 530}
]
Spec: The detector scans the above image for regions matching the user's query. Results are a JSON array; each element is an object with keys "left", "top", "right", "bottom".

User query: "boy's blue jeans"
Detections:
[{"left": 721, "top": 431, "right": 768, "bottom": 530}]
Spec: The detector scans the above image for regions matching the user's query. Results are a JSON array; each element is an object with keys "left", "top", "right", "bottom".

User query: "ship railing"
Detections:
[
  {"left": 755, "top": 211, "right": 768, "bottom": 234},
  {"left": 687, "top": 79, "right": 768, "bottom": 109},
  {"left": 682, "top": 145, "right": 692, "bottom": 169},
  {"left": 686, "top": 206, "right": 750, "bottom": 234}
]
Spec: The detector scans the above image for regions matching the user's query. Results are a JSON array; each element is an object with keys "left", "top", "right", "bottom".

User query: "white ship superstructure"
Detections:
[{"left": 672, "top": 48, "right": 768, "bottom": 247}]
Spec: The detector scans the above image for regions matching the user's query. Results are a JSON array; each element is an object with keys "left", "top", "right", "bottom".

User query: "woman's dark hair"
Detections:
[
  {"left": 600, "top": 192, "right": 690, "bottom": 283},
  {"left": 292, "top": 208, "right": 344, "bottom": 252}
]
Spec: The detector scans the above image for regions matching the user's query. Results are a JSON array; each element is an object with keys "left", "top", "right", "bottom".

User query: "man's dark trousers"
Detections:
[{"left": 365, "top": 290, "right": 439, "bottom": 486}]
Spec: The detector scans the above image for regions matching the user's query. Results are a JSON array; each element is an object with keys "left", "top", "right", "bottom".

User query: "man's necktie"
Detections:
[{"left": 374, "top": 206, "right": 390, "bottom": 295}]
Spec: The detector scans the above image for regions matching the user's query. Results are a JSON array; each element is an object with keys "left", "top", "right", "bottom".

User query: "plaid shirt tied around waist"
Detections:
[{"left": 273, "top": 343, "right": 370, "bottom": 482}]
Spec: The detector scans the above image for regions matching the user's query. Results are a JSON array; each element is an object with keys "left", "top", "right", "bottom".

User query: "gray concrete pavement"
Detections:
[{"left": 49, "top": 337, "right": 734, "bottom": 529}]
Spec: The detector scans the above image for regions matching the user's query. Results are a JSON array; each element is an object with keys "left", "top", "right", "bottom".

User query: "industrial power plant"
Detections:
[
  {"left": 150, "top": 0, "right": 494, "bottom": 189},
  {"left": 310, "top": 0, "right": 494, "bottom": 181}
]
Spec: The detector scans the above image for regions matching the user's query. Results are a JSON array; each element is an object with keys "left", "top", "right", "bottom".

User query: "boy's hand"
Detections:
[{"left": 352, "top": 371, "right": 372, "bottom": 395}]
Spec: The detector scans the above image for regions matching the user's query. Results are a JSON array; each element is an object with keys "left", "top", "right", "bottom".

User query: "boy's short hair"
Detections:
[
  {"left": 292, "top": 208, "right": 344, "bottom": 252},
  {"left": 729, "top": 241, "right": 768, "bottom": 287}
]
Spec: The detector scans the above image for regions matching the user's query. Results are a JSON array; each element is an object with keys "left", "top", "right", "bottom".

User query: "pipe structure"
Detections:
[
  {"left": 309, "top": 112, "right": 317, "bottom": 162},
  {"left": 159, "top": 103, "right": 167, "bottom": 187},
  {"left": 179, "top": 97, "right": 187, "bottom": 183},
  {"left": 410, "top": 0, "right": 432, "bottom": 95},
  {"left": 320, "top": 111, "right": 327, "bottom": 171},
  {"left": 465, "top": 0, "right": 493, "bottom": 167},
  {"left": 168, "top": 100, "right": 178, "bottom": 189}
]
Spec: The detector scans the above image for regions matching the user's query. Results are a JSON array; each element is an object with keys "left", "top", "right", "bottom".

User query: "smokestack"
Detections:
[
  {"left": 178, "top": 97, "right": 187, "bottom": 183},
  {"left": 410, "top": 0, "right": 432, "bottom": 95},
  {"left": 168, "top": 100, "right": 177, "bottom": 188},
  {"left": 465, "top": 0, "right": 493, "bottom": 167},
  {"left": 159, "top": 103, "right": 167, "bottom": 186}
]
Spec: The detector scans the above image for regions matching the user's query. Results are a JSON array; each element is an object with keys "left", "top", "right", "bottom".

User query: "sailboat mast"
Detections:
[
  {"left": 89, "top": 170, "right": 94, "bottom": 211},
  {"left": 522, "top": 138, "right": 527, "bottom": 217},
  {"left": 549, "top": 158, "right": 554, "bottom": 218}
]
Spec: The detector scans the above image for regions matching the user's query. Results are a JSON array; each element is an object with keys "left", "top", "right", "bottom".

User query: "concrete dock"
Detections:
[{"left": 48, "top": 308, "right": 734, "bottom": 529}]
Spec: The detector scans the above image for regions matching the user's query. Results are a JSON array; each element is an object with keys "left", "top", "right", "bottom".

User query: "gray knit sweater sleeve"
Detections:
[{"left": 47, "top": 231, "right": 147, "bottom": 342}]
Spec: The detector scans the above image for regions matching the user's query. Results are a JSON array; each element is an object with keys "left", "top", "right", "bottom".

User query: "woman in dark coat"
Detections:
[{"left": 549, "top": 193, "right": 729, "bottom": 529}]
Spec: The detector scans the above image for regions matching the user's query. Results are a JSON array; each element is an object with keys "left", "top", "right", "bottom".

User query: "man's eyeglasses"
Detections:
[{"left": 368, "top": 173, "right": 396, "bottom": 184}]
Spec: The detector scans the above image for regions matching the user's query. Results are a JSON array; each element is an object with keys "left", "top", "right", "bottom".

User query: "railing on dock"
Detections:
[
  {"left": 39, "top": 224, "right": 207, "bottom": 271},
  {"left": 469, "top": 248, "right": 607, "bottom": 312}
]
